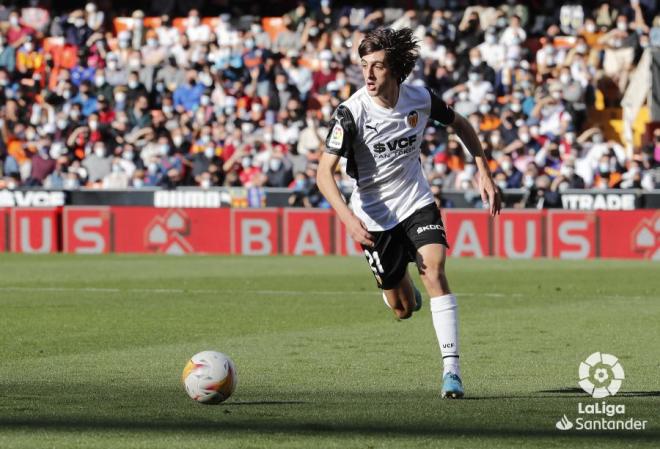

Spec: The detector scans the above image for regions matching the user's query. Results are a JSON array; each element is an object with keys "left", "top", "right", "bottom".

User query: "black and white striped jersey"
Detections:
[{"left": 325, "top": 83, "right": 455, "bottom": 231}]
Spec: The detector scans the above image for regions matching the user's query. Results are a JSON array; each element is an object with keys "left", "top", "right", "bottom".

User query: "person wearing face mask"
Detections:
[
  {"left": 310, "top": 50, "right": 337, "bottom": 96},
  {"left": 93, "top": 68, "right": 113, "bottom": 100},
  {"left": 26, "top": 141, "right": 56, "bottom": 186},
  {"left": 64, "top": 10, "right": 92, "bottom": 48},
  {"left": 476, "top": 28, "right": 506, "bottom": 71},
  {"left": 0, "top": 35, "right": 16, "bottom": 73},
  {"left": 552, "top": 161, "right": 585, "bottom": 191},
  {"left": 592, "top": 154, "right": 616, "bottom": 188},
  {"left": 456, "top": 10, "right": 483, "bottom": 57},
  {"left": 531, "top": 84, "right": 572, "bottom": 138},
  {"left": 127, "top": 95, "right": 151, "bottom": 129},
  {"left": 497, "top": 155, "right": 523, "bottom": 188},
  {"left": 465, "top": 68, "right": 493, "bottom": 107},
  {"left": 173, "top": 69, "right": 204, "bottom": 112},
  {"left": 15, "top": 36, "right": 42, "bottom": 77},
  {"left": 104, "top": 53, "right": 128, "bottom": 87},
  {"left": 284, "top": 53, "right": 313, "bottom": 101},
  {"left": 71, "top": 81, "right": 98, "bottom": 117},
  {"left": 189, "top": 144, "right": 219, "bottom": 184},
  {"left": 452, "top": 87, "right": 478, "bottom": 116},
  {"left": 125, "top": 71, "right": 147, "bottom": 103},
  {"left": 557, "top": 68, "right": 587, "bottom": 131},
  {"left": 185, "top": 9, "right": 211, "bottom": 44},
  {"left": 477, "top": 101, "right": 501, "bottom": 132},
  {"left": 268, "top": 72, "right": 300, "bottom": 113},
  {"left": 141, "top": 30, "right": 166, "bottom": 67},
  {"left": 102, "top": 157, "right": 130, "bottom": 188},
  {"left": 6, "top": 12, "right": 32, "bottom": 46},
  {"left": 598, "top": 14, "right": 638, "bottom": 93},
  {"left": 117, "top": 145, "right": 137, "bottom": 177},
  {"left": 464, "top": 48, "right": 495, "bottom": 85},
  {"left": 265, "top": 153, "right": 294, "bottom": 188},
  {"left": 500, "top": 14, "right": 527, "bottom": 48},
  {"left": 82, "top": 141, "right": 112, "bottom": 183}
]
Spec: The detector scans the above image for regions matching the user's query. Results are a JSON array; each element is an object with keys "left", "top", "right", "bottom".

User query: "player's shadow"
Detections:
[
  {"left": 538, "top": 387, "right": 660, "bottom": 397},
  {"left": 225, "top": 400, "right": 307, "bottom": 405},
  {"left": 1, "top": 416, "right": 659, "bottom": 441}
]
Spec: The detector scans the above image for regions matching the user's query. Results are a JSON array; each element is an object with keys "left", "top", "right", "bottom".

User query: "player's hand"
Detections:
[
  {"left": 479, "top": 173, "right": 502, "bottom": 217},
  {"left": 346, "top": 214, "right": 374, "bottom": 247}
]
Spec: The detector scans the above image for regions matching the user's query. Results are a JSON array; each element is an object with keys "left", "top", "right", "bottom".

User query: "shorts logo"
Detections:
[
  {"left": 328, "top": 123, "right": 344, "bottom": 149},
  {"left": 417, "top": 224, "right": 444, "bottom": 234},
  {"left": 406, "top": 110, "right": 418, "bottom": 128}
]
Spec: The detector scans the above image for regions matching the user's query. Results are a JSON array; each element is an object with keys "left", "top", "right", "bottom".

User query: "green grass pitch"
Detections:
[{"left": 0, "top": 254, "right": 658, "bottom": 448}]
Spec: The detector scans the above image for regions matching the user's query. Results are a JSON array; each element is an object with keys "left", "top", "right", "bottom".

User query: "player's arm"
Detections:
[
  {"left": 451, "top": 113, "right": 501, "bottom": 215},
  {"left": 316, "top": 108, "right": 375, "bottom": 247},
  {"left": 427, "top": 88, "right": 502, "bottom": 216}
]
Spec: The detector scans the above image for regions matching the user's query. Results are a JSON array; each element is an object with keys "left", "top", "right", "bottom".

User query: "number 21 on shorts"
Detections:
[{"left": 364, "top": 249, "right": 384, "bottom": 274}]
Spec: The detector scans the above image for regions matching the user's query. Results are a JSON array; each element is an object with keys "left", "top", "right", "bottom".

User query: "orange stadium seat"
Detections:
[
  {"left": 113, "top": 17, "right": 134, "bottom": 34},
  {"left": 143, "top": 17, "right": 162, "bottom": 29},
  {"left": 172, "top": 18, "right": 187, "bottom": 32},
  {"left": 262, "top": 17, "right": 285, "bottom": 42}
]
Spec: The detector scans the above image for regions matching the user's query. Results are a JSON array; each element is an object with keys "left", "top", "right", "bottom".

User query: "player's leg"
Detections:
[
  {"left": 403, "top": 203, "right": 463, "bottom": 398},
  {"left": 383, "top": 270, "right": 419, "bottom": 320},
  {"left": 362, "top": 227, "right": 420, "bottom": 320}
]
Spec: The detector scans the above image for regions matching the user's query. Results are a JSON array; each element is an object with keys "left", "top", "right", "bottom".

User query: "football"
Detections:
[{"left": 181, "top": 351, "right": 238, "bottom": 404}]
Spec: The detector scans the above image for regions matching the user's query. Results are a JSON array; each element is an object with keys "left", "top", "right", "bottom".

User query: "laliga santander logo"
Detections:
[
  {"left": 144, "top": 209, "right": 194, "bottom": 254},
  {"left": 578, "top": 352, "right": 625, "bottom": 398}
]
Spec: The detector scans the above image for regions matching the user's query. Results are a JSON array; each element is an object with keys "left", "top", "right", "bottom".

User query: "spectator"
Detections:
[
  {"left": 173, "top": 69, "right": 204, "bottom": 112},
  {"left": 0, "top": 2, "right": 654, "bottom": 199},
  {"left": 82, "top": 141, "right": 111, "bottom": 183}
]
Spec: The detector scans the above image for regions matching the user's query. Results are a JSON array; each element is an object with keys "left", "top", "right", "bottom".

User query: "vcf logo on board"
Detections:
[{"left": 144, "top": 209, "right": 194, "bottom": 254}]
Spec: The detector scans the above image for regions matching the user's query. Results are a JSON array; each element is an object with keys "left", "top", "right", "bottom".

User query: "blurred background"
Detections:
[{"left": 0, "top": 0, "right": 658, "bottom": 211}]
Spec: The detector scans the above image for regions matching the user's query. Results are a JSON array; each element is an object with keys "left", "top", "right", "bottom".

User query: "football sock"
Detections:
[{"left": 430, "top": 294, "right": 461, "bottom": 378}]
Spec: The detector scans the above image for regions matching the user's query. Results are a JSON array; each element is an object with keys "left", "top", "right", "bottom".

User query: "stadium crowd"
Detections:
[{"left": 0, "top": 1, "right": 658, "bottom": 208}]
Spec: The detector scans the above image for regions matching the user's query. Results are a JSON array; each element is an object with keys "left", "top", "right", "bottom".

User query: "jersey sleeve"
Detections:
[
  {"left": 425, "top": 87, "right": 455, "bottom": 126},
  {"left": 324, "top": 105, "right": 356, "bottom": 157}
]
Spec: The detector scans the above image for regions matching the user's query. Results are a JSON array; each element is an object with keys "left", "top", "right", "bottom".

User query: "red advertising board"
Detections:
[
  {"left": 63, "top": 207, "right": 112, "bottom": 254},
  {"left": 1, "top": 206, "right": 658, "bottom": 260},
  {"left": 282, "top": 209, "right": 333, "bottom": 255},
  {"left": 112, "top": 207, "right": 231, "bottom": 254},
  {"left": 443, "top": 210, "right": 492, "bottom": 257},
  {"left": 232, "top": 209, "right": 280, "bottom": 255},
  {"left": 0, "top": 208, "right": 7, "bottom": 252},
  {"left": 494, "top": 210, "right": 545, "bottom": 259},
  {"left": 10, "top": 208, "right": 60, "bottom": 253},
  {"left": 547, "top": 211, "right": 597, "bottom": 259},
  {"left": 597, "top": 210, "right": 659, "bottom": 260}
]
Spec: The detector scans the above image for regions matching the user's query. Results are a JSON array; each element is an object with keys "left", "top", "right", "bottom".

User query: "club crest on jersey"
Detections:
[
  {"left": 406, "top": 110, "right": 419, "bottom": 128},
  {"left": 328, "top": 122, "right": 344, "bottom": 149}
]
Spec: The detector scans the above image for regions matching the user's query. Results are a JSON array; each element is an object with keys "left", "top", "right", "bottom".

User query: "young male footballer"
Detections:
[{"left": 316, "top": 27, "right": 501, "bottom": 399}]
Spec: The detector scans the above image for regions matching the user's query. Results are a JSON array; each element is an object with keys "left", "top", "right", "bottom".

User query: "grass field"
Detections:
[{"left": 0, "top": 254, "right": 658, "bottom": 448}]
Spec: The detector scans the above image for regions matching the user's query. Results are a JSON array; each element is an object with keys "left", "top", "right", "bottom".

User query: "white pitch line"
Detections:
[{"left": 0, "top": 286, "right": 519, "bottom": 298}]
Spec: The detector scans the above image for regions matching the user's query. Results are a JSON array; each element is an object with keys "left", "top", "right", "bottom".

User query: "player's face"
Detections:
[{"left": 360, "top": 50, "right": 393, "bottom": 97}]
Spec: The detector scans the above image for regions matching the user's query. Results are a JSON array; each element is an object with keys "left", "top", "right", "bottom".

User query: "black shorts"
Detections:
[{"left": 360, "top": 202, "right": 449, "bottom": 290}]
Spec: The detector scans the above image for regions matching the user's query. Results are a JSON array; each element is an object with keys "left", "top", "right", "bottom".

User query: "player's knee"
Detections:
[{"left": 422, "top": 265, "right": 446, "bottom": 283}]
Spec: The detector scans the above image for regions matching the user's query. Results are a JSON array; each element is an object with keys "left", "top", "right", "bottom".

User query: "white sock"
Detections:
[{"left": 430, "top": 294, "right": 461, "bottom": 377}]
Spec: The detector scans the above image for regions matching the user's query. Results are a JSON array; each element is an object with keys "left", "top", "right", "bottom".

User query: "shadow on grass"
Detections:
[
  {"left": 226, "top": 400, "right": 307, "bottom": 405},
  {"left": 0, "top": 417, "right": 658, "bottom": 441},
  {"left": 538, "top": 388, "right": 660, "bottom": 397}
]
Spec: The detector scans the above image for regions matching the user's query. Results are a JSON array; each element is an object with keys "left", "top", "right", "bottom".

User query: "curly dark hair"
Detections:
[{"left": 358, "top": 27, "right": 420, "bottom": 85}]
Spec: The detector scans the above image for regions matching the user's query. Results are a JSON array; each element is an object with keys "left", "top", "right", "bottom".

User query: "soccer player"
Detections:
[{"left": 316, "top": 28, "right": 501, "bottom": 399}]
